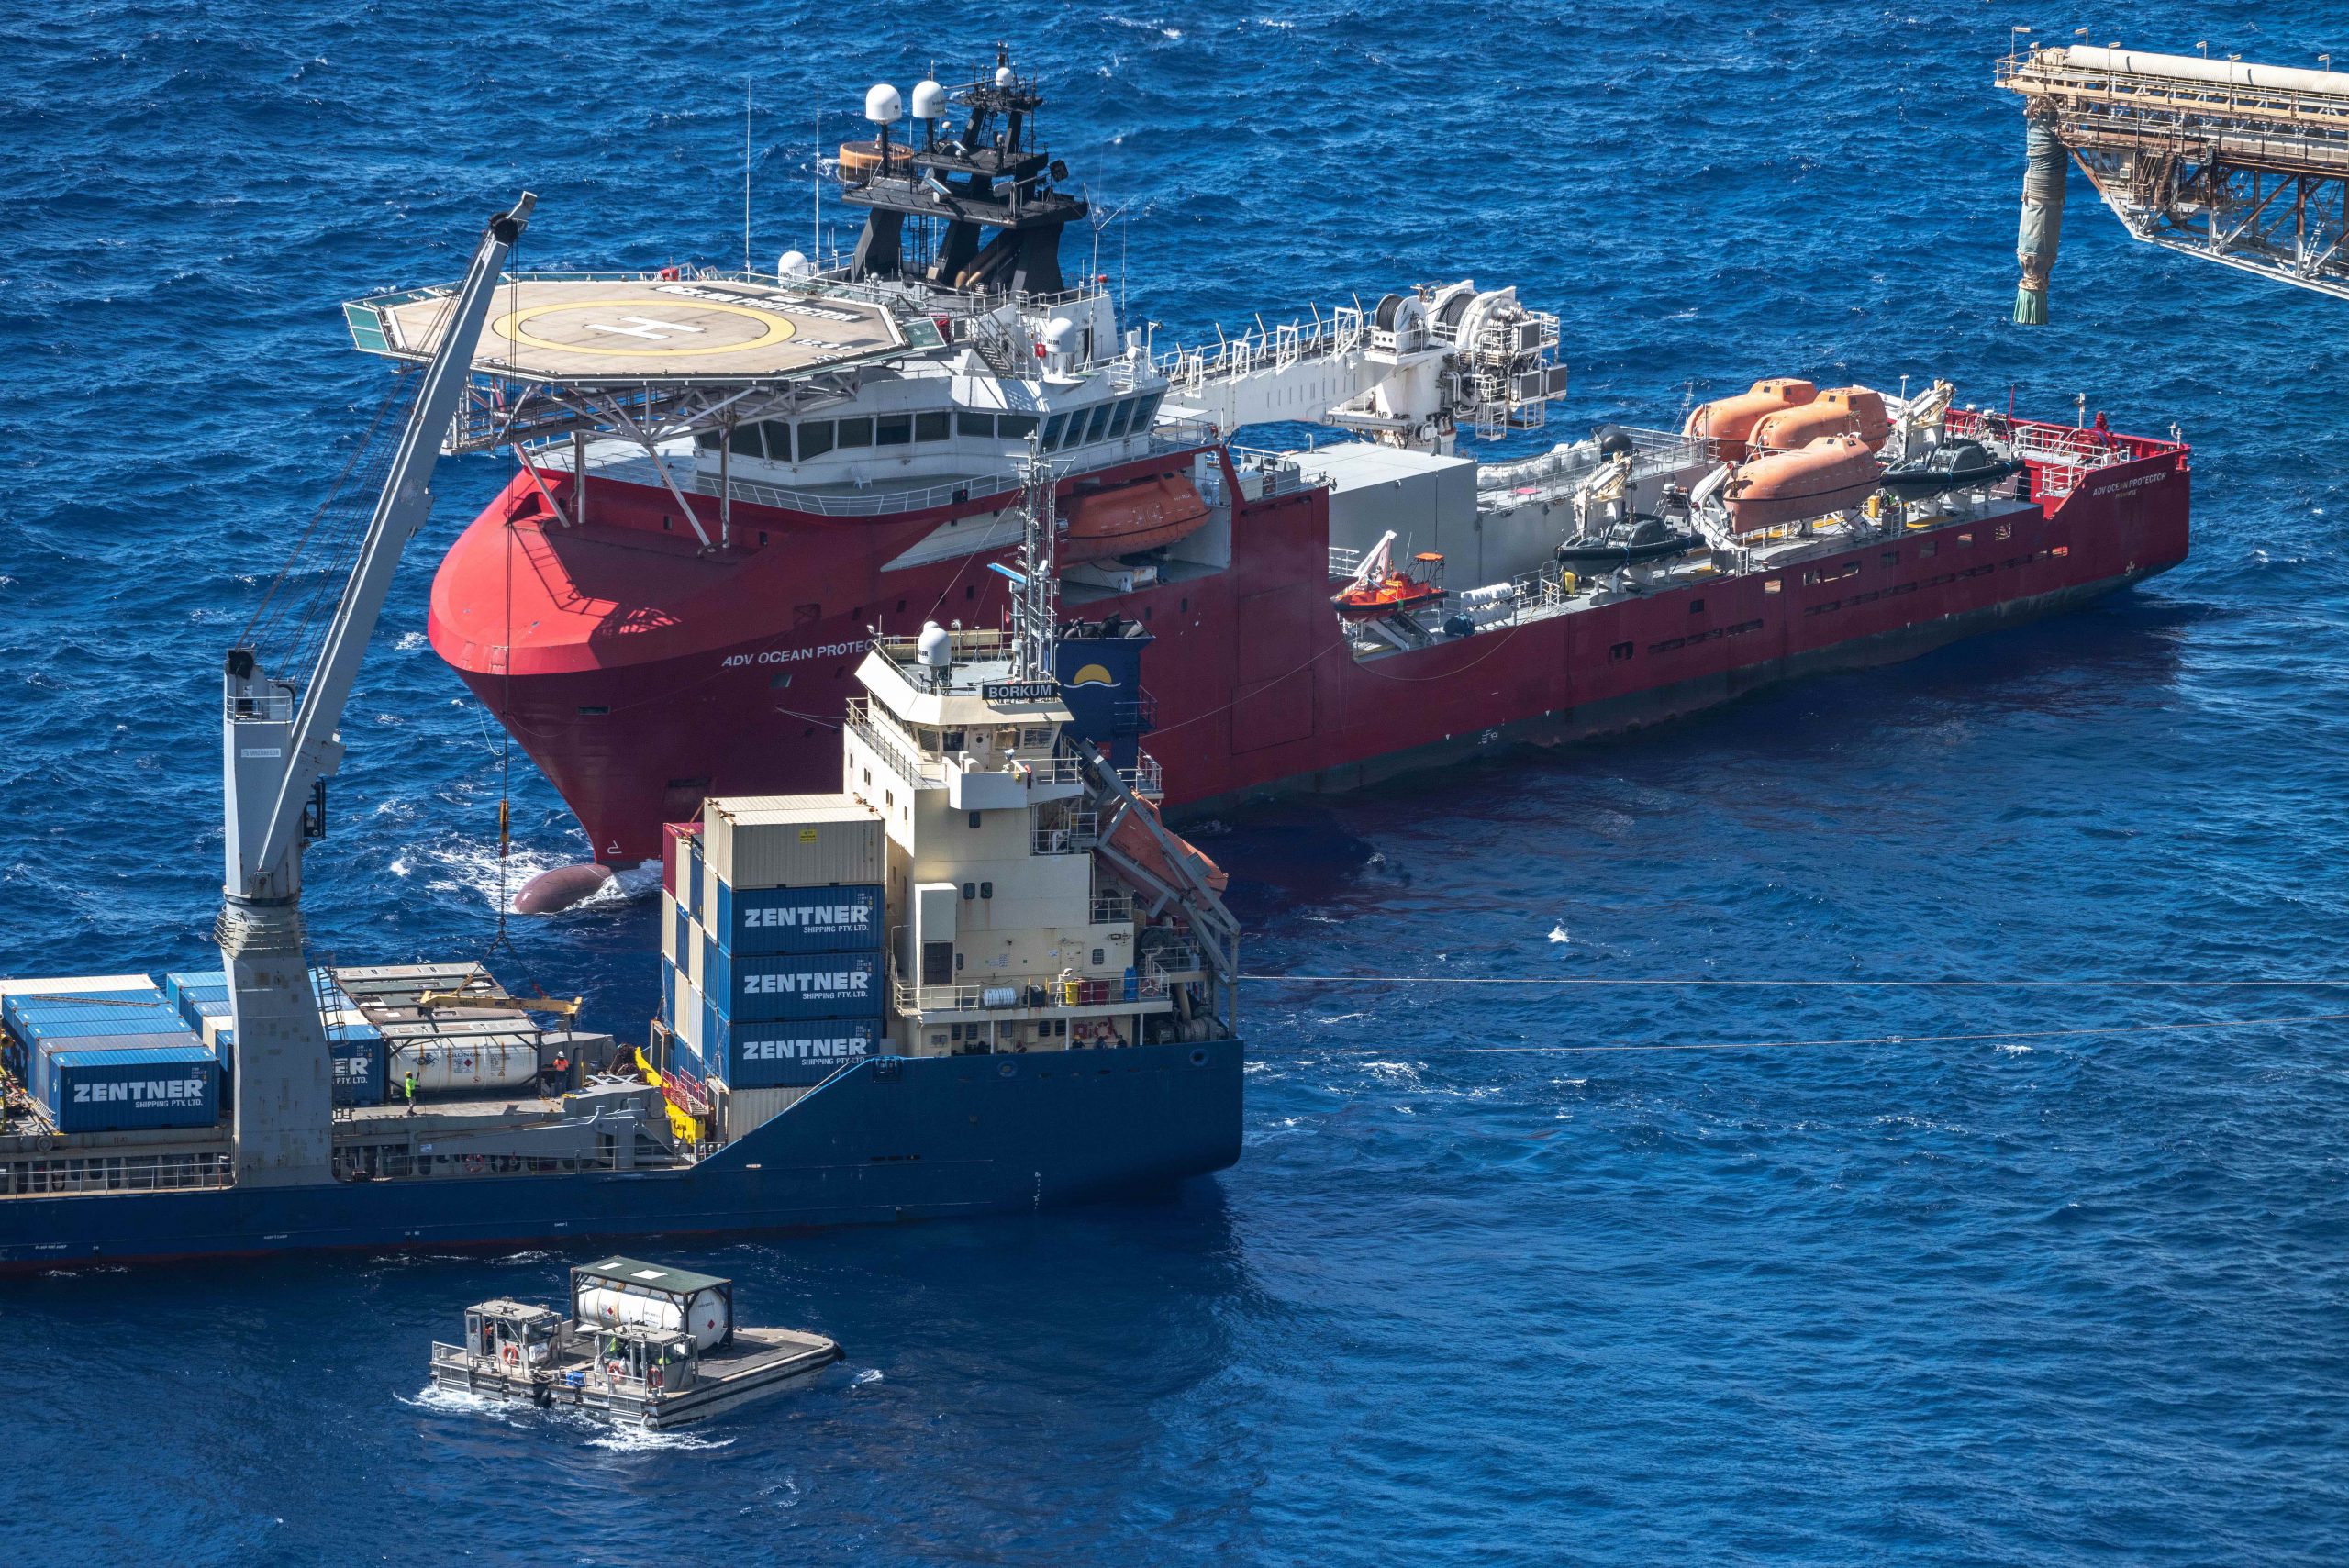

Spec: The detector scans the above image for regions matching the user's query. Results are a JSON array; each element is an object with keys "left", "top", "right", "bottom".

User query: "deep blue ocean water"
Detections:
[{"left": 6, "top": 3, "right": 2349, "bottom": 1562}]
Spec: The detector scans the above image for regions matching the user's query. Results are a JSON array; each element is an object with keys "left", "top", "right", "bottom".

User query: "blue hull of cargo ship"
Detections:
[{"left": 0, "top": 1040, "right": 1241, "bottom": 1270}]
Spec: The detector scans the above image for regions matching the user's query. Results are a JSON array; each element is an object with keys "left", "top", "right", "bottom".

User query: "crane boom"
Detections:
[{"left": 217, "top": 195, "right": 532, "bottom": 1187}]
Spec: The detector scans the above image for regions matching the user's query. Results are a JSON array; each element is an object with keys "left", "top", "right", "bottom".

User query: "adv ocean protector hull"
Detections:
[{"left": 385, "top": 59, "right": 2192, "bottom": 895}]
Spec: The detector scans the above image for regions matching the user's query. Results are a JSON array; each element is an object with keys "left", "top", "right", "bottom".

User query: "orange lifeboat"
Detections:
[
  {"left": 1333, "top": 548, "right": 1446, "bottom": 621},
  {"left": 1749, "top": 386, "right": 1891, "bottom": 453},
  {"left": 1105, "top": 795, "right": 1229, "bottom": 895},
  {"left": 1722, "top": 436, "right": 1883, "bottom": 534},
  {"left": 1683, "top": 378, "right": 1817, "bottom": 461},
  {"left": 1059, "top": 473, "right": 1212, "bottom": 565}
]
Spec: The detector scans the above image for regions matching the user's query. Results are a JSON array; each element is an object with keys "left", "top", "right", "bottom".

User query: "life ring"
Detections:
[
  {"left": 501, "top": 1344, "right": 518, "bottom": 1368},
  {"left": 658, "top": 265, "right": 680, "bottom": 281},
  {"left": 606, "top": 1360, "right": 628, "bottom": 1380}
]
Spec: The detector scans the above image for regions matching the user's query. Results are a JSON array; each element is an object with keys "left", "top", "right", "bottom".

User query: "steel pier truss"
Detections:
[{"left": 2001, "top": 46, "right": 2349, "bottom": 302}]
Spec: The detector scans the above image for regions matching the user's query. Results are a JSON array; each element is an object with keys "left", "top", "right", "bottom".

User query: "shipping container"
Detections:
[
  {"left": 711, "top": 882, "right": 884, "bottom": 957},
  {"left": 14, "top": 1006, "right": 194, "bottom": 1043},
  {"left": 29, "top": 1029, "right": 207, "bottom": 1109},
  {"left": 718, "top": 1016, "right": 880, "bottom": 1088},
  {"left": 683, "top": 830, "right": 707, "bottom": 929},
  {"left": 702, "top": 793, "right": 885, "bottom": 891},
  {"left": 708, "top": 949, "right": 885, "bottom": 1024},
  {"left": 39, "top": 1040, "right": 219, "bottom": 1134},
  {"left": 386, "top": 1039, "right": 538, "bottom": 1094},
  {"left": 660, "top": 957, "right": 676, "bottom": 1027},
  {"left": 660, "top": 890, "right": 679, "bottom": 964},
  {"left": 5, "top": 983, "right": 167, "bottom": 1040}
]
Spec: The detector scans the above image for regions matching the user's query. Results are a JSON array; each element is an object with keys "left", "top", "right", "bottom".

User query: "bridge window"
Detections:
[
  {"left": 998, "top": 413, "right": 1039, "bottom": 441},
  {"left": 957, "top": 410, "right": 994, "bottom": 439},
  {"left": 876, "top": 415, "right": 913, "bottom": 447},
  {"left": 695, "top": 430, "right": 720, "bottom": 451},
  {"left": 916, "top": 411, "right": 951, "bottom": 442},
  {"left": 729, "top": 424, "right": 766, "bottom": 459},
  {"left": 1042, "top": 412, "right": 1070, "bottom": 450},
  {"left": 798, "top": 420, "right": 835, "bottom": 459},
  {"left": 1107, "top": 399, "right": 1136, "bottom": 439},
  {"left": 838, "top": 417, "right": 874, "bottom": 450},
  {"left": 1083, "top": 404, "right": 1113, "bottom": 444}
]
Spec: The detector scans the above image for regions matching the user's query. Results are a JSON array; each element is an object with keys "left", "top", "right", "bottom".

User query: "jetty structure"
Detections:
[{"left": 2000, "top": 41, "right": 2349, "bottom": 318}]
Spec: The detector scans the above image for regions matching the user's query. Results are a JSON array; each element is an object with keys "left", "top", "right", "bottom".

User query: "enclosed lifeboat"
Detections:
[
  {"left": 1749, "top": 385, "right": 1891, "bottom": 453},
  {"left": 1683, "top": 378, "right": 1817, "bottom": 461},
  {"left": 1722, "top": 436, "right": 1884, "bottom": 534},
  {"left": 1059, "top": 473, "right": 1212, "bottom": 565},
  {"left": 1105, "top": 795, "right": 1230, "bottom": 895}
]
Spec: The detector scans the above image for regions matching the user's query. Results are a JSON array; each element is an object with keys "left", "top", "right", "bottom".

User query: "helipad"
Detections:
[{"left": 345, "top": 276, "right": 911, "bottom": 384}]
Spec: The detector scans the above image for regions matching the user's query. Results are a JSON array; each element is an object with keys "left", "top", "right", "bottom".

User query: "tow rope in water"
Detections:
[{"left": 1240, "top": 1010, "right": 2349, "bottom": 1057}]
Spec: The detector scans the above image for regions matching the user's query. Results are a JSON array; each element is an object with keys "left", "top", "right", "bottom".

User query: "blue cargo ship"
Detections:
[{"left": 0, "top": 197, "right": 1245, "bottom": 1271}]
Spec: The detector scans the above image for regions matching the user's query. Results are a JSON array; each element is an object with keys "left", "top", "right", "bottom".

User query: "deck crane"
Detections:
[{"left": 217, "top": 195, "right": 533, "bottom": 1186}]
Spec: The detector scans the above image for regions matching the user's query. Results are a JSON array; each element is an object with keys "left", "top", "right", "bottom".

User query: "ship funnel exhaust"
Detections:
[{"left": 2014, "top": 118, "right": 2067, "bottom": 325}]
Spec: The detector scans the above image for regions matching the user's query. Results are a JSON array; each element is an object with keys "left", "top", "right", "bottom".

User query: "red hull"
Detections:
[{"left": 429, "top": 421, "right": 2190, "bottom": 864}]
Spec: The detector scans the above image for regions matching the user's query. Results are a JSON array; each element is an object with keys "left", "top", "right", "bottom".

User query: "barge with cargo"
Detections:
[
  {"left": 430, "top": 1256, "right": 841, "bottom": 1429},
  {"left": 0, "top": 199, "right": 1243, "bottom": 1271},
  {"left": 366, "top": 52, "right": 2194, "bottom": 908}
]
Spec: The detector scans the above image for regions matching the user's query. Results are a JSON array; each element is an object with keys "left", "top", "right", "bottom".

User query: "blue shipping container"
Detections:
[
  {"left": 707, "top": 947, "right": 885, "bottom": 1024},
  {"left": 42, "top": 1042, "right": 220, "bottom": 1134},
  {"left": 17, "top": 1006, "right": 195, "bottom": 1044},
  {"left": 720, "top": 1016, "right": 879, "bottom": 1088},
  {"left": 30, "top": 1029, "right": 206, "bottom": 1113},
  {"left": 711, "top": 881, "right": 884, "bottom": 957},
  {"left": 6, "top": 985, "right": 165, "bottom": 1038}
]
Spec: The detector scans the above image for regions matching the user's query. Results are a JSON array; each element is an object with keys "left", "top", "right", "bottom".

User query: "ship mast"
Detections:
[
  {"left": 218, "top": 195, "right": 533, "bottom": 1187},
  {"left": 1013, "top": 438, "right": 1058, "bottom": 682}
]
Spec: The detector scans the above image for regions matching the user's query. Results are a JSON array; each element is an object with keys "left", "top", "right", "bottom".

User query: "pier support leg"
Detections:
[{"left": 2015, "top": 119, "right": 2067, "bottom": 325}]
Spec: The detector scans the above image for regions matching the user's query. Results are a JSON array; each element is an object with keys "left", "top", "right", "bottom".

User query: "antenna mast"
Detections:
[
  {"left": 743, "top": 76, "right": 753, "bottom": 272},
  {"left": 1013, "top": 438, "right": 1058, "bottom": 681}
]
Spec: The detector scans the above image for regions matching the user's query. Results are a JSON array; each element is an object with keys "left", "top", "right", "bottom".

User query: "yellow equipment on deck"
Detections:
[{"left": 633, "top": 1047, "right": 703, "bottom": 1146}]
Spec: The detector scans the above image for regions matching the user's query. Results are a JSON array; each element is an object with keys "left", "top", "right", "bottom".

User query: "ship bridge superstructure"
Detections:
[{"left": 2000, "top": 43, "right": 2349, "bottom": 314}]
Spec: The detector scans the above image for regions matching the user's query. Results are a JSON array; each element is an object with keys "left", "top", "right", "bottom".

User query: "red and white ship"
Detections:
[{"left": 344, "top": 55, "right": 2191, "bottom": 908}]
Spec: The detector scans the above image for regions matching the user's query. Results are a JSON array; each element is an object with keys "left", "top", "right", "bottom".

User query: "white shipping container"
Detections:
[
  {"left": 704, "top": 793, "right": 885, "bottom": 890},
  {"left": 387, "top": 1040, "right": 538, "bottom": 1093},
  {"left": 660, "top": 891, "right": 678, "bottom": 964},
  {"left": 574, "top": 1284, "right": 730, "bottom": 1351},
  {"left": 726, "top": 1084, "right": 810, "bottom": 1137}
]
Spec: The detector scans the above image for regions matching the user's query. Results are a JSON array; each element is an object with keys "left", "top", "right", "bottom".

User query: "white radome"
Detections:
[
  {"left": 864, "top": 83, "right": 903, "bottom": 124},
  {"left": 777, "top": 250, "right": 811, "bottom": 279},
  {"left": 909, "top": 79, "right": 948, "bottom": 120}
]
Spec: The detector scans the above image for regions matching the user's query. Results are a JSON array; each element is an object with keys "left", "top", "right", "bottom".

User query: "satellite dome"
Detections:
[
  {"left": 777, "top": 250, "right": 811, "bottom": 278},
  {"left": 994, "top": 65, "right": 1014, "bottom": 87},
  {"left": 918, "top": 620, "right": 953, "bottom": 669},
  {"left": 1041, "top": 317, "right": 1079, "bottom": 351},
  {"left": 864, "top": 83, "right": 903, "bottom": 124},
  {"left": 909, "top": 79, "right": 948, "bottom": 120}
]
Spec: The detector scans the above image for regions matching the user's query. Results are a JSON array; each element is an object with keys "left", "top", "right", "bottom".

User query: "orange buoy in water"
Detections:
[
  {"left": 1749, "top": 386, "right": 1891, "bottom": 453},
  {"left": 1723, "top": 436, "right": 1884, "bottom": 534},
  {"left": 1682, "top": 378, "right": 1817, "bottom": 461}
]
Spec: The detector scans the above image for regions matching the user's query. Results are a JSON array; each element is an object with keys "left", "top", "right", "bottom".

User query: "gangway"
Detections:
[{"left": 1999, "top": 43, "right": 2349, "bottom": 317}]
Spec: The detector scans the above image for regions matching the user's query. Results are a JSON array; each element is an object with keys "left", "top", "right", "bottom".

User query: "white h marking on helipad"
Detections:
[{"left": 585, "top": 316, "right": 707, "bottom": 341}]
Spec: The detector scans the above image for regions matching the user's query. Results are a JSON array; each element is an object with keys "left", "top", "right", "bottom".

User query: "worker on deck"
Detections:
[
  {"left": 402, "top": 1069, "right": 417, "bottom": 1115},
  {"left": 544, "top": 1051, "right": 570, "bottom": 1096}
]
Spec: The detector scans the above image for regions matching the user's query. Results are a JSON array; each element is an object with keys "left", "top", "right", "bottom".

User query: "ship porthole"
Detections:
[
  {"left": 998, "top": 1062, "right": 1017, "bottom": 1078},
  {"left": 1189, "top": 1048, "right": 1209, "bottom": 1066}
]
